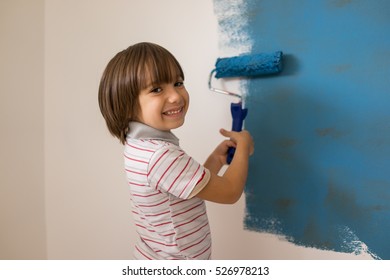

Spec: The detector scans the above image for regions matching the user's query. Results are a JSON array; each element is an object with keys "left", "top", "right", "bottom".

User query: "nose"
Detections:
[{"left": 166, "top": 85, "right": 182, "bottom": 103}]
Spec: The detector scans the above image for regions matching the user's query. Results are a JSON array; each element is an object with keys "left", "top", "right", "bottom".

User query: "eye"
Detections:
[
  {"left": 150, "top": 87, "right": 162, "bottom": 94},
  {"left": 174, "top": 81, "right": 184, "bottom": 88}
]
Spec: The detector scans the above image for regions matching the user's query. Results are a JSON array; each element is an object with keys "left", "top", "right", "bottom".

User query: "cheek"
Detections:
[
  {"left": 131, "top": 103, "right": 141, "bottom": 121},
  {"left": 139, "top": 98, "right": 161, "bottom": 117},
  {"left": 184, "top": 91, "right": 190, "bottom": 108},
  {"left": 181, "top": 89, "right": 189, "bottom": 102}
]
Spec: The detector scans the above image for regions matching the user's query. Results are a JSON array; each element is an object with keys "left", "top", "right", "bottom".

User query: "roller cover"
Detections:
[{"left": 214, "top": 51, "right": 283, "bottom": 78}]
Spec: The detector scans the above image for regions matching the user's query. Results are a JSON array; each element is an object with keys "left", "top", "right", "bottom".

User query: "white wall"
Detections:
[
  {"left": 1, "top": 0, "right": 372, "bottom": 259},
  {"left": 44, "top": 0, "right": 227, "bottom": 259},
  {"left": 0, "top": 0, "right": 46, "bottom": 259}
]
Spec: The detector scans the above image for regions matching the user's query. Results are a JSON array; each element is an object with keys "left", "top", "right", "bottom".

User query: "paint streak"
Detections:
[
  {"left": 214, "top": 0, "right": 390, "bottom": 259},
  {"left": 316, "top": 127, "right": 347, "bottom": 139},
  {"left": 213, "top": 0, "right": 252, "bottom": 54},
  {"left": 329, "top": 0, "right": 353, "bottom": 8}
]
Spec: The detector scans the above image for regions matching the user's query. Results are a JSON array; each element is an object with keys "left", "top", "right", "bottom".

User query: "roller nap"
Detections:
[{"left": 214, "top": 51, "right": 283, "bottom": 78}]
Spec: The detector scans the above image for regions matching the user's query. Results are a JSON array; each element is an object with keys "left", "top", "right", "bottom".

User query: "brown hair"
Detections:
[{"left": 98, "top": 42, "right": 185, "bottom": 144}]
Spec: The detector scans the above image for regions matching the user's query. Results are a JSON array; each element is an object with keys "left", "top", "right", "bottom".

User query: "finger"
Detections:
[
  {"left": 219, "top": 128, "right": 233, "bottom": 138},
  {"left": 216, "top": 140, "right": 236, "bottom": 155},
  {"left": 224, "top": 139, "right": 236, "bottom": 148}
]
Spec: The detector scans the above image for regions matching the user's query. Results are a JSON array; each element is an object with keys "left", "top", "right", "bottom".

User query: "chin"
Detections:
[{"left": 170, "top": 118, "right": 185, "bottom": 130}]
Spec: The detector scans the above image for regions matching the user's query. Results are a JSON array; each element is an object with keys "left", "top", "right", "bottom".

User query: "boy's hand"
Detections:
[
  {"left": 212, "top": 138, "right": 236, "bottom": 164},
  {"left": 204, "top": 129, "right": 254, "bottom": 173},
  {"left": 204, "top": 138, "right": 235, "bottom": 173},
  {"left": 198, "top": 128, "right": 255, "bottom": 204},
  {"left": 219, "top": 128, "right": 254, "bottom": 156}
]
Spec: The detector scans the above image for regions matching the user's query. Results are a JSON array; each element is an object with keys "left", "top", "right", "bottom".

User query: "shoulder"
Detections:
[
  {"left": 125, "top": 138, "right": 175, "bottom": 153},
  {"left": 125, "top": 138, "right": 180, "bottom": 162}
]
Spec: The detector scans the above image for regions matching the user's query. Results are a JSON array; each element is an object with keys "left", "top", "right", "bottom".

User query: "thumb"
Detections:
[{"left": 219, "top": 128, "right": 232, "bottom": 138}]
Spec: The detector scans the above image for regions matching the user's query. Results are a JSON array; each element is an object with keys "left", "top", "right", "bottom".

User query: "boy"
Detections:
[{"left": 98, "top": 42, "right": 254, "bottom": 259}]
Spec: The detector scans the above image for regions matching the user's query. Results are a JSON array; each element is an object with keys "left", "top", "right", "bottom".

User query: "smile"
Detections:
[{"left": 163, "top": 107, "right": 184, "bottom": 116}]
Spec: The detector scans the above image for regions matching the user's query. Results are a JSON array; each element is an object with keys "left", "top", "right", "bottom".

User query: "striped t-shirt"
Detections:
[{"left": 124, "top": 122, "right": 211, "bottom": 260}]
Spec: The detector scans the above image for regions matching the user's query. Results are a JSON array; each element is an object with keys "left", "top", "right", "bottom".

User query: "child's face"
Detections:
[{"left": 136, "top": 77, "right": 189, "bottom": 131}]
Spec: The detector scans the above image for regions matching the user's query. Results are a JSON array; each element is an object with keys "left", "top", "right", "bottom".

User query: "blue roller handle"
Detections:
[{"left": 227, "top": 102, "right": 248, "bottom": 164}]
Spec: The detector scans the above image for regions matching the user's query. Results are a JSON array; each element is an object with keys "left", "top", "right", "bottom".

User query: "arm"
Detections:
[{"left": 196, "top": 128, "right": 254, "bottom": 204}]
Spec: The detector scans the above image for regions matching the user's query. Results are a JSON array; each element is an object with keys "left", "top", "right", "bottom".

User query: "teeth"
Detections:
[{"left": 164, "top": 108, "right": 182, "bottom": 115}]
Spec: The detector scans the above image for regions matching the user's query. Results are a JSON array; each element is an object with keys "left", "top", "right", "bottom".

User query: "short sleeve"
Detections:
[{"left": 147, "top": 145, "right": 210, "bottom": 199}]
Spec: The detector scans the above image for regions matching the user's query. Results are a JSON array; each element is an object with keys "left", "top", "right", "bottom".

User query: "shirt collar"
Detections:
[{"left": 127, "top": 121, "right": 179, "bottom": 146}]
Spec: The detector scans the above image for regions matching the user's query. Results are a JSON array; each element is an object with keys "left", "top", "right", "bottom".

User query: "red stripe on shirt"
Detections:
[
  {"left": 196, "top": 170, "right": 206, "bottom": 185},
  {"left": 168, "top": 157, "right": 191, "bottom": 192},
  {"left": 170, "top": 199, "right": 187, "bottom": 207},
  {"left": 181, "top": 232, "right": 211, "bottom": 252},
  {"left": 171, "top": 201, "right": 204, "bottom": 218},
  {"left": 192, "top": 244, "right": 211, "bottom": 259},
  {"left": 142, "top": 238, "right": 177, "bottom": 247},
  {"left": 148, "top": 140, "right": 159, "bottom": 145},
  {"left": 135, "top": 245, "right": 152, "bottom": 260},
  {"left": 132, "top": 191, "right": 161, "bottom": 198},
  {"left": 135, "top": 224, "right": 156, "bottom": 233},
  {"left": 138, "top": 198, "right": 169, "bottom": 208},
  {"left": 128, "top": 182, "right": 147, "bottom": 187},
  {"left": 155, "top": 152, "right": 184, "bottom": 190},
  {"left": 179, "top": 164, "right": 201, "bottom": 197},
  {"left": 176, "top": 222, "right": 209, "bottom": 241},
  {"left": 125, "top": 168, "right": 147, "bottom": 176},
  {"left": 153, "top": 220, "right": 173, "bottom": 227},
  {"left": 124, "top": 154, "right": 148, "bottom": 164},
  {"left": 126, "top": 142, "right": 155, "bottom": 153},
  {"left": 175, "top": 211, "right": 207, "bottom": 228},
  {"left": 145, "top": 210, "right": 170, "bottom": 217},
  {"left": 148, "top": 149, "right": 169, "bottom": 175}
]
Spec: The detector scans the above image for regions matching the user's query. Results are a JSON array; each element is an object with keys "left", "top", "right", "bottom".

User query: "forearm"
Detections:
[
  {"left": 198, "top": 143, "right": 250, "bottom": 204},
  {"left": 196, "top": 129, "right": 253, "bottom": 204},
  {"left": 222, "top": 145, "right": 250, "bottom": 200},
  {"left": 223, "top": 147, "right": 249, "bottom": 189},
  {"left": 204, "top": 154, "right": 224, "bottom": 174}
]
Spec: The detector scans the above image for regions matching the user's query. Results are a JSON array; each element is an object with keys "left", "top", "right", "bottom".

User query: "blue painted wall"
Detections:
[{"left": 216, "top": 0, "right": 390, "bottom": 259}]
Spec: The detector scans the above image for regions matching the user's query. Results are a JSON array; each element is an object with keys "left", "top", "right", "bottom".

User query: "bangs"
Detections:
[{"left": 136, "top": 44, "right": 185, "bottom": 90}]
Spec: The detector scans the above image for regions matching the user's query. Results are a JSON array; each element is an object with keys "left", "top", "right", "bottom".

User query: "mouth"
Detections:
[{"left": 162, "top": 106, "right": 184, "bottom": 117}]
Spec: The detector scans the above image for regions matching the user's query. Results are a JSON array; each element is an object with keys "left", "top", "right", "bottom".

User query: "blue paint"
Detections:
[
  {"left": 215, "top": 0, "right": 390, "bottom": 259},
  {"left": 214, "top": 51, "right": 283, "bottom": 78}
]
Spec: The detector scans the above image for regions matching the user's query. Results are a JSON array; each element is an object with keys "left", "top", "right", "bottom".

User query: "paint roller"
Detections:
[{"left": 208, "top": 51, "right": 283, "bottom": 164}]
